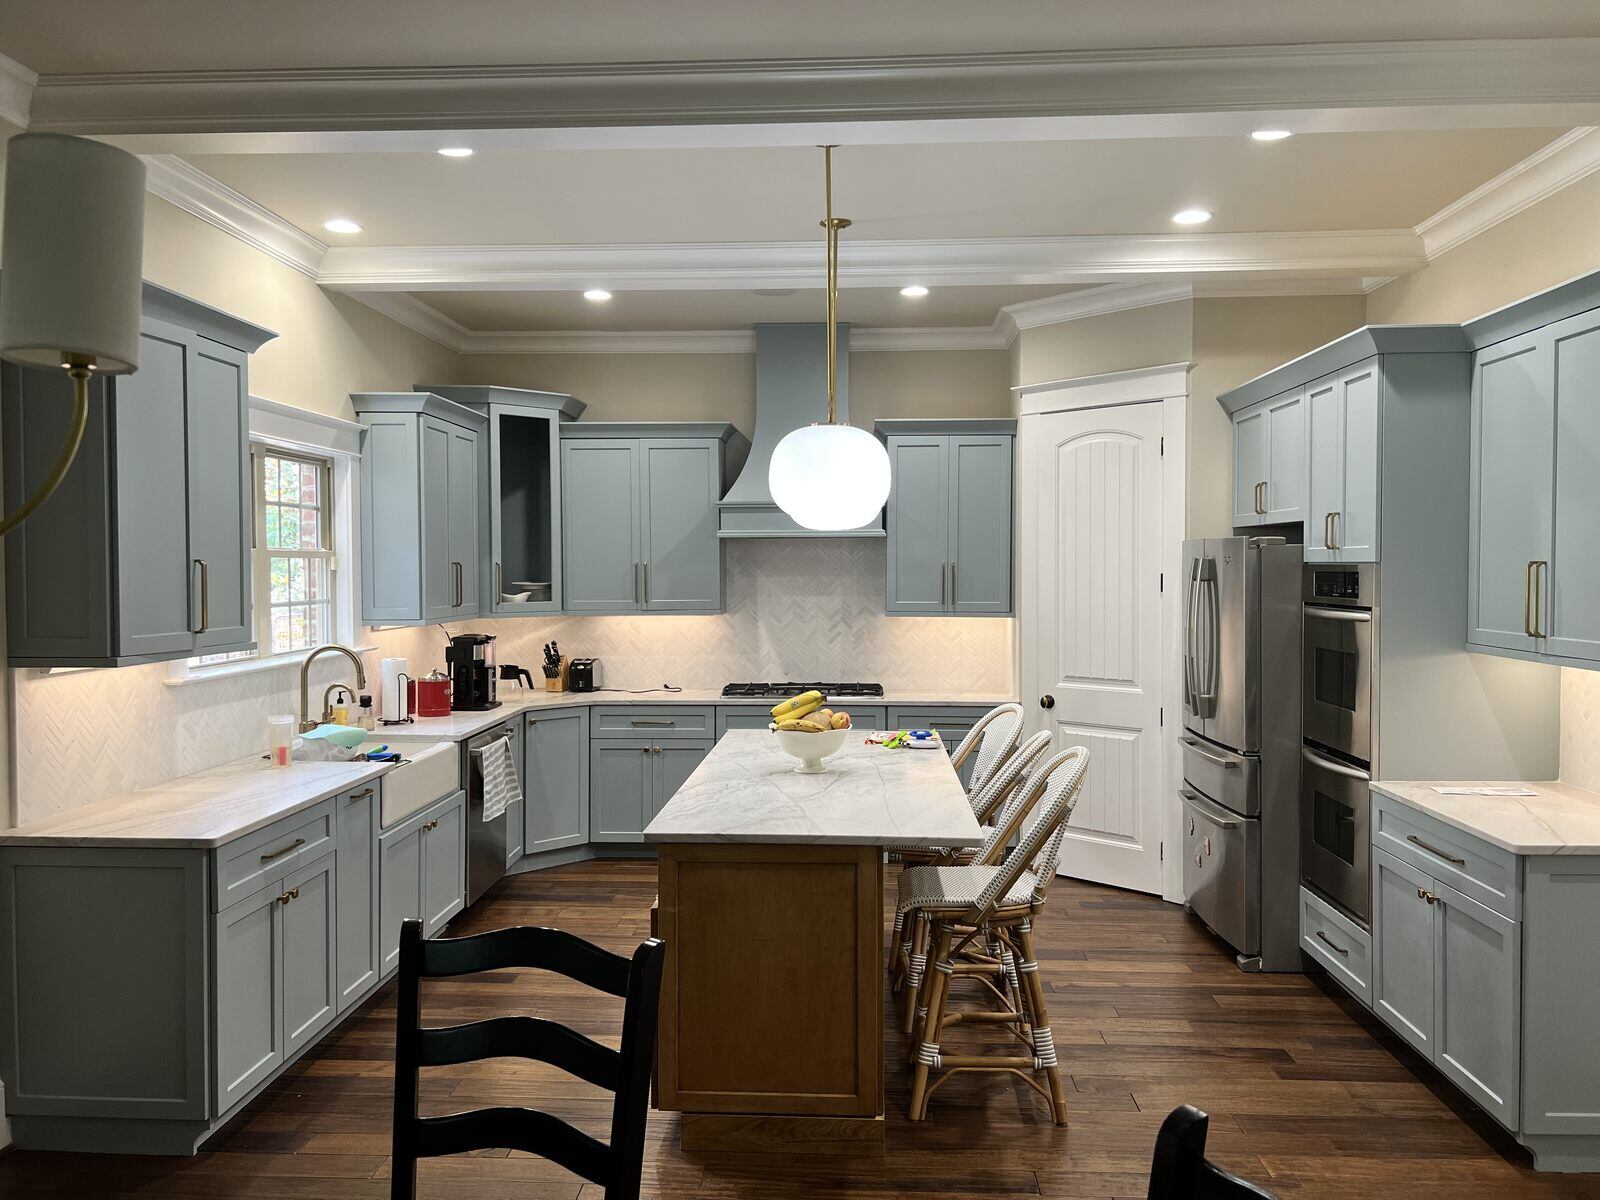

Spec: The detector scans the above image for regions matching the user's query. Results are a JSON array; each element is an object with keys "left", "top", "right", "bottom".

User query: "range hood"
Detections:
[{"left": 719, "top": 322, "right": 885, "bottom": 539}]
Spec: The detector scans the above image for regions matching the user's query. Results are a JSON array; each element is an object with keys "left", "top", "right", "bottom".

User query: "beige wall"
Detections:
[
  {"left": 1012, "top": 299, "right": 1193, "bottom": 390},
  {"left": 1189, "top": 295, "right": 1367, "bottom": 536}
]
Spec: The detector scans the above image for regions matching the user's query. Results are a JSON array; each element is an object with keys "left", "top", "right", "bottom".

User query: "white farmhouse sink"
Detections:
[{"left": 361, "top": 740, "right": 460, "bottom": 828}]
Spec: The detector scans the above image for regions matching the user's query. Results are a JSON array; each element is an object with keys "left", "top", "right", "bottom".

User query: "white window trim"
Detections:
[{"left": 167, "top": 398, "right": 367, "bottom": 687}]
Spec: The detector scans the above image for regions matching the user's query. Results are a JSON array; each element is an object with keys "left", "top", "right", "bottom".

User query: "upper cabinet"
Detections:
[
  {"left": 876, "top": 420, "right": 1015, "bottom": 616},
  {"left": 1231, "top": 389, "right": 1305, "bottom": 528},
  {"left": 559, "top": 423, "right": 745, "bottom": 615},
  {"left": 419, "top": 386, "right": 586, "bottom": 616},
  {"left": 1305, "top": 360, "right": 1381, "bottom": 563},
  {"left": 2, "top": 285, "right": 275, "bottom": 667},
  {"left": 353, "top": 393, "right": 485, "bottom": 625},
  {"left": 1468, "top": 305, "right": 1600, "bottom": 665}
]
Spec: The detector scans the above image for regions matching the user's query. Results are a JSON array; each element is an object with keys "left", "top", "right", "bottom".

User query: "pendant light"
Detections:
[
  {"left": 768, "top": 146, "right": 891, "bottom": 532},
  {"left": 0, "top": 133, "right": 146, "bottom": 537}
]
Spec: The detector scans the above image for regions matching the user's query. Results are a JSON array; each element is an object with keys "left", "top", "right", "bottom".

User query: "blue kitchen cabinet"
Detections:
[
  {"left": 1305, "top": 360, "right": 1381, "bottom": 562},
  {"left": 377, "top": 790, "right": 466, "bottom": 972},
  {"left": 334, "top": 783, "right": 381, "bottom": 1011},
  {"left": 878, "top": 421, "right": 1015, "bottom": 616},
  {"left": 524, "top": 707, "right": 590, "bottom": 854},
  {"left": 590, "top": 741, "right": 654, "bottom": 844},
  {"left": 1233, "top": 390, "right": 1306, "bottom": 528}
]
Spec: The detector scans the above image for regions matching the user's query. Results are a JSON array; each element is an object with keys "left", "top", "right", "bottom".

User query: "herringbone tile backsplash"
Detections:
[
  {"left": 11, "top": 540, "right": 1014, "bottom": 826},
  {"left": 1561, "top": 668, "right": 1600, "bottom": 791}
]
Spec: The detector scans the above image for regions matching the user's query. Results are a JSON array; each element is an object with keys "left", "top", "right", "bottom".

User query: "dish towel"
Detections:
[{"left": 480, "top": 737, "right": 521, "bottom": 823}]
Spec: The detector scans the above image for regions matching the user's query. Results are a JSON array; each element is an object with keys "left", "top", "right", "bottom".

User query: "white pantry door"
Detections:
[{"left": 1026, "top": 401, "right": 1168, "bottom": 895}]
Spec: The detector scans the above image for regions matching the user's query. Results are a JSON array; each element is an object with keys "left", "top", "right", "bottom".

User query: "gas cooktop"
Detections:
[{"left": 721, "top": 682, "right": 886, "bottom": 700}]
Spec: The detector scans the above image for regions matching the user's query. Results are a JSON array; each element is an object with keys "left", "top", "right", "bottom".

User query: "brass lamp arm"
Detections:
[{"left": 0, "top": 356, "right": 95, "bottom": 539}]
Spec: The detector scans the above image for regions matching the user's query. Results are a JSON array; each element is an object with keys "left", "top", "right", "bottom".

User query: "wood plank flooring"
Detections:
[{"left": 3, "top": 860, "right": 1599, "bottom": 1199}]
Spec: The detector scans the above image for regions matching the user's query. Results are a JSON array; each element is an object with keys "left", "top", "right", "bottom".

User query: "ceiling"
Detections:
[{"left": 4, "top": 1, "right": 1598, "bottom": 73}]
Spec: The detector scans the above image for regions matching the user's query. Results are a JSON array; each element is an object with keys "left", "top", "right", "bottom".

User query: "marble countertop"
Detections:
[
  {"left": 1372, "top": 779, "right": 1600, "bottom": 855},
  {"left": 644, "top": 729, "right": 982, "bottom": 847},
  {"left": 0, "top": 756, "right": 397, "bottom": 850},
  {"left": 383, "top": 689, "right": 1017, "bottom": 742}
]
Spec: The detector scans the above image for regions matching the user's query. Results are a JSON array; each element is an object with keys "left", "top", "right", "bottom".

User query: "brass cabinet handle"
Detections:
[
  {"left": 193, "top": 559, "right": 210, "bottom": 635},
  {"left": 1314, "top": 930, "right": 1348, "bottom": 957},
  {"left": 1417, "top": 887, "right": 1439, "bottom": 905},
  {"left": 1255, "top": 481, "right": 1267, "bottom": 515},
  {"left": 951, "top": 560, "right": 957, "bottom": 606},
  {"left": 1406, "top": 833, "right": 1466, "bottom": 866},
  {"left": 495, "top": 562, "right": 502, "bottom": 603},
  {"left": 349, "top": 788, "right": 375, "bottom": 801},
  {"left": 631, "top": 719, "right": 672, "bottom": 727},
  {"left": 940, "top": 562, "right": 947, "bottom": 606},
  {"left": 634, "top": 561, "right": 641, "bottom": 605},
  {"left": 1323, "top": 512, "right": 1340, "bottom": 551},
  {"left": 643, "top": 560, "right": 650, "bottom": 604},
  {"left": 260, "top": 837, "right": 305, "bottom": 863},
  {"left": 1525, "top": 560, "right": 1537, "bottom": 638},
  {"left": 277, "top": 887, "right": 300, "bottom": 905},
  {"left": 423, "top": 819, "right": 438, "bottom": 832},
  {"left": 1527, "top": 560, "right": 1549, "bottom": 639}
]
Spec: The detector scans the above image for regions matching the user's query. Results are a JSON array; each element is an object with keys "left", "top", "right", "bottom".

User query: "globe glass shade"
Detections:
[{"left": 768, "top": 423, "right": 891, "bottom": 531}]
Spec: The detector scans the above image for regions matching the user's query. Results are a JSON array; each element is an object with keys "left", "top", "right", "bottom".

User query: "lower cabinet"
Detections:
[
  {"left": 213, "top": 848, "right": 338, "bottom": 1114},
  {"left": 378, "top": 790, "right": 466, "bottom": 973},
  {"left": 334, "top": 783, "right": 380, "bottom": 1010},
  {"left": 505, "top": 718, "right": 526, "bottom": 865},
  {"left": 524, "top": 707, "right": 591, "bottom": 853},
  {"left": 590, "top": 738, "right": 712, "bottom": 843}
]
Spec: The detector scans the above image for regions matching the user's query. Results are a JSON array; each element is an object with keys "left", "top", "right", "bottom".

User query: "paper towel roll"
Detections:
[{"left": 381, "top": 657, "right": 410, "bottom": 723}]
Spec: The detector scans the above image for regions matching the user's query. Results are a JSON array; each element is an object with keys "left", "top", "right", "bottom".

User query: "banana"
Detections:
[
  {"left": 770, "top": 690, "right": 824, "bottom": 718},
  {"left": 776, "top": 717, "right": 828, "bottom": 733}
]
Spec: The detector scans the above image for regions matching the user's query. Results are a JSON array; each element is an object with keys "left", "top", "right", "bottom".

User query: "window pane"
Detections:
[
  {"left": 271, "top": 607, "right": 291, "bottom": 653},
  {"left": 299, "top": 509, "right": 321, "bottom": 550},
  {"left": 278, "top": 460, "right": 299, "bottom": 505},
  {"left": 280, "top": 506, "right": 302, "bottom": 549},
  {"left": 265, "top": 505, "right": 281, "bottom": 549},
  {"left": 300, "top": 468, "right": 319, "bottom": 507},
  {"left": 270, "top": 555, "right": 290, "bottom": 604},
  {"left": 290, "top": 557, "right": 309, "bottom": 602},
  {"left": 263, "top": 456, "right": 280, "bottom": 502},
  {"left": 308, "top": 558, "right": 329, "bottom": 600}
]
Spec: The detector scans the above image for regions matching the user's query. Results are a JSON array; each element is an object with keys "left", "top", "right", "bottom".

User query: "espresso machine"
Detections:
[{"left": 445, "top": 633, "right": 499, "bottom": 711}]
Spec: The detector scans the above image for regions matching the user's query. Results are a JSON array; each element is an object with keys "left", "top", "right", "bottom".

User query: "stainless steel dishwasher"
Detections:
[{"left": 465, "top": 720, "right": 516, "bottom": 905}]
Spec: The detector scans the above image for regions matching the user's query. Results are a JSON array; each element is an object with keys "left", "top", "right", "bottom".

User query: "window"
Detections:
[{"left": 187, "top": 444, "right": 340, "bottom": 669}]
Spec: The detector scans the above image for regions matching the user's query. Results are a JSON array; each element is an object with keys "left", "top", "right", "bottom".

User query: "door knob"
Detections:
[{"left": 1039, "top": 695, "right": 1055, "bottom": 709}]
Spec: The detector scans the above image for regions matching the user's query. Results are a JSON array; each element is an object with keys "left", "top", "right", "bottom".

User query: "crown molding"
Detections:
[
  {"left": 995, "top": 282, "right": 1194, "bottom": 344},
  {"left": 1190, "top": 277, "right": 1374, "bottom": 298},
  {"left": 0, "top": 49, "right": 37, "bottom": 128},
  {"left": 346, "top": 290, "right": 472, "bottom": 350},
  {"left": 142, "top": 154, "right": 327, "bottom": 277},
  {"left": 1415, "top": 126, "right": 1600, "bottom": 260},
  {"left": 28, "top": 40, "right": 1600, "bottom": 147}
]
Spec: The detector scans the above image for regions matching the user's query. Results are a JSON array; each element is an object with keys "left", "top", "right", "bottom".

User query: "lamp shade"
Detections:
[
  {"left": 0, "top": 132, "right": 145, "bottom": 373},
  {"left": 769, "top": 422, "right": 891, "bottom": 531}
]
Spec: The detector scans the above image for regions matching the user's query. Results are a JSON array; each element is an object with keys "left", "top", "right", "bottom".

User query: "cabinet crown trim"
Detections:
[
  {"left": 415, "top": 384, "right": 586, "bottom": 421},
  {"left": 874, "top": 418, "right": 1017, "bottom": 436},
  {"left": 1219, "top": 325, "right": 1468, "bottom": 414},
  {"left": 559, "top": 421, "right": 744, "bottom": 445},
  {"left": 349, "top": 392, "right": 488, "bottom": 429}
]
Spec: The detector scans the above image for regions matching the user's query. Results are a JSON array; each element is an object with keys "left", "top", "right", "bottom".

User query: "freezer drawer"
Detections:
[
  {"left": 1179, "top": 734, "right": 1259, "bottom": 818},
  {"left": 1181, "top": 787, "right": 1260, "bottom": 957}
]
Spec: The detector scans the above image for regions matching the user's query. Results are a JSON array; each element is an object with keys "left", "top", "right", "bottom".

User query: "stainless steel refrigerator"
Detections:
[{"left": 1179, "top": 536, "right": 1303, "bottom": 971}]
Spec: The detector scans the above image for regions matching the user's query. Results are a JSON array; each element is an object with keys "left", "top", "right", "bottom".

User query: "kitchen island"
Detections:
[{"left": 644, "top": 729, "right": 981, "bottom": 1153}]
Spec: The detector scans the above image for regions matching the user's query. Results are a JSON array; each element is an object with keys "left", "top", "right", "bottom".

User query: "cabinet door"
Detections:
[
  {"left": 187, "top": 339, "right": 253, "bottom": 651},
  {"left": 1232, "top": 403, "right": 1268, "bottom": 527},
  {"left": 1545, "top": 310, "right": 1600, "bottom": 661},
  {"left": 488, "top": 407, "right": 561, "bottom": 615},
  {"left": 640, "top": 439, "right": 722, "bottom": 612},
  {"left": 334, "top": 785, "right": 380, "bottom": 1010},
  {"left": 1371, "top": 846, "right": 1437, "bottom": 1059},
  {"left": 1307, "top": 361, "right": 1381, "bottom": 563},
  {"left": 885, "top": 436, "right": 950, "bottom": 613},
  {"left": 1468, "top": 330, "right": 1553, "bottom": 652},
  {"left": 378, "top": 821, "right": 423, "bottom": 974},
  {"left": 562, "top": 440, "right": 642, "bottom": 612},
  {"left": 590, "top": 741, "right": 652, "bottom": 843},
  {"left": 422, "top": 794, "right": 466, "bottom": 936},
  {"left": 1262, "top": 390, "right": 1306, "bottom": 525},
  {"left": 419, "top": 416, "right": 456, "bottom": 621},
  {"left": 447, "top": 423, "right": 480, "bottom": 617},
  {"left": 948, "top": 435, "right": 1013, "bottom": 614},
  {"left": 213, "top": 882, "right": 283, "bottom": 1112},
  {"left": 1434, "top": 880, "right": 1521, "bottom": 1130},
  {"left": 113, "top": 322, "right": 198, "bottom": 658},
  {"left": 653, "top": 742, "right": 712, "bottom": 820},
  {"left": 525, "top": 709, "right": 590, "bottom": 853},
  {"left": 281, "top": 854, "right": 338, "bottom": 1058}
]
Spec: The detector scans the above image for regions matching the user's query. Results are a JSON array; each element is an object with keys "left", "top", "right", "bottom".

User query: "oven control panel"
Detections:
[{"left": 1312, "top": 570, "right": 1362, "bottom": 600}]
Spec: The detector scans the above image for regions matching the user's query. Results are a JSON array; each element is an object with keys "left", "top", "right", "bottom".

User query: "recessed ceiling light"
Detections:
[
  {"left": 583, "top": 289, "right": 613, "bottom": 302},
  {"left": 1171, "top": 208, "right": 1213, "bottom": 226},
  {"left": 322, "top": 218, "right": 363, "bottom": 234},
  {"left": 437, "top": 146, "right": 475, "bottom": 158},
  {"left": 1251, "top": 129, "right": 1292, "bottom": 142},
  {"left": 900, "top": 285, "right": 930, "bottom": 298}
]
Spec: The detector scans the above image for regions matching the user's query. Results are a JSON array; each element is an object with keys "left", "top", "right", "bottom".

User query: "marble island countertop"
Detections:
[
  {"left": 1372, "top": 779, "right": 1600, "bottom": 855},
  {"left": 644, "top": 728, "right": 982, "bottom": 847},
  {"left": 0, "top": 755, "right": 398, "bottom": 850}
]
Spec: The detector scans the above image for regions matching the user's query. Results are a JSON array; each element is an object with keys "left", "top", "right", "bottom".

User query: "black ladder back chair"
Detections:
[
  {"left": 1148, "top": 1105, "right": 1279, "bottom": 1200},
  {"left": 391, "top": 919, "right": 666, "bottom": 1200}
]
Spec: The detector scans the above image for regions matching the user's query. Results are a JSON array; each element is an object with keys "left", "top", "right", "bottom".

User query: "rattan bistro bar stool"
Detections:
[
  {"left": 890, "top": 702, "right": 1025, "bottom": 860},
  {"left": 898, "top": 746, "right": 1090, "bottom": 1124}
]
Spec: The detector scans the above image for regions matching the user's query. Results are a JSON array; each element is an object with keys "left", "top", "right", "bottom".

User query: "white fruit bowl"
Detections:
[{"left": 773, "top": 727, "right": 850, "bottom": 774}]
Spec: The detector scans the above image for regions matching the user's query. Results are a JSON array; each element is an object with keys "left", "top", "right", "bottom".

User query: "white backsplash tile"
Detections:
[
  {"left": 1561, "top": 667, "right": 1600, "bottom": 791},
  {"left": 10, "top": 540, "right": 1014, "bottom": 825}
]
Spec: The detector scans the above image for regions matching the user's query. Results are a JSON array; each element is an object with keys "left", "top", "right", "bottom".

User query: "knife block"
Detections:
[{"left": 544, "top": 657, "right": 570, "bottom": 692}]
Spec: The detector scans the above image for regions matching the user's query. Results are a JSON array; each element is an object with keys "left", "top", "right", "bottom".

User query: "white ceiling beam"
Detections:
[{"left": 28, "top": 40, "right": 1600, "bottom": 152}]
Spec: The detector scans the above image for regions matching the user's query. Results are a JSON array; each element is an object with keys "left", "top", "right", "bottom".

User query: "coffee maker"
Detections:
[{"left": 445, "top": 633, "right": 499, "bottom": 711}]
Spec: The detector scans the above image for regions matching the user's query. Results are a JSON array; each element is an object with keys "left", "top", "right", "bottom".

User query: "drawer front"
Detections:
[
  {"left": 715, "top": 705, "right": 888, "bottom": 738},
  {"left": 591, "top": 706, "right": 715, "bottom": 739},
  {"left": 1180, "top": 788, "right": 1259, "bottom": 957},
  {"left": 1372, "top": 793, "right": 1519, "bottom": 920},
  {"left": 1300, "top": 885, "right": 1372, "bottom": 1006},
  {"left": 213, "top": 800, "right": 335, "bottom": 911}
]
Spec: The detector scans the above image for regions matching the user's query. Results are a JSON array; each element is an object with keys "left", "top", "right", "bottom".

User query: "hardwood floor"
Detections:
[{"left": 3, "top": 860, "right": 1599, "bottom": 1199}]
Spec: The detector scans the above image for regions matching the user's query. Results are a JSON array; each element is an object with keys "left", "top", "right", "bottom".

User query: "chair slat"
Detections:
[
  {"left": 418, "top": 1015, "right": 622, "bottom": 1091},
  {"left": 411, "top": 1107, "right": 613, "bottom": 1188},
  {"left": 418, "top": 924, "right": 632, "bottom": 995}
]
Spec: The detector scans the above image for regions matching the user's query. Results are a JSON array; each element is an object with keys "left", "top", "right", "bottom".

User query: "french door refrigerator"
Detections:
[{"left": 1179, "top": 536, "right": 1303, "bottom": 971}]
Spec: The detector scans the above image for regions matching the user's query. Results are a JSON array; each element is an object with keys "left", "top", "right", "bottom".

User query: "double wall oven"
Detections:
[{"left": 1300, "top": 564, "right": 1377, "bottom": 926}]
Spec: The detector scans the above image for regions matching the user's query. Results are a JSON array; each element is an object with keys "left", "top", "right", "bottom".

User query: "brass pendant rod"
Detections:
[
  {"left": 824, "top": 144, "right": 837, "bottom": 426},
  {"left": 0, "top": 356, "right": 94, "bottom": 538}
]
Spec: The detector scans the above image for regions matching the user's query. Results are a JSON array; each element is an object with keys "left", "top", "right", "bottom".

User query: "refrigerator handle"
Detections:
[{"left": 1184, "top": 556, "right": 1203, "bottom": 716}]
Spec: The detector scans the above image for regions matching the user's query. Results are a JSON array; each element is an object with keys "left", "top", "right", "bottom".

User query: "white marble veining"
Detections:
[
  {"left": 1373, "top": 779, "right": 1600, "bottom": 855},
  {"left": 0, "top": 756, "right": 396, "bottom": 849},
  {"left": 645, "top": 729, "right": 982, "bottom": 847}
]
